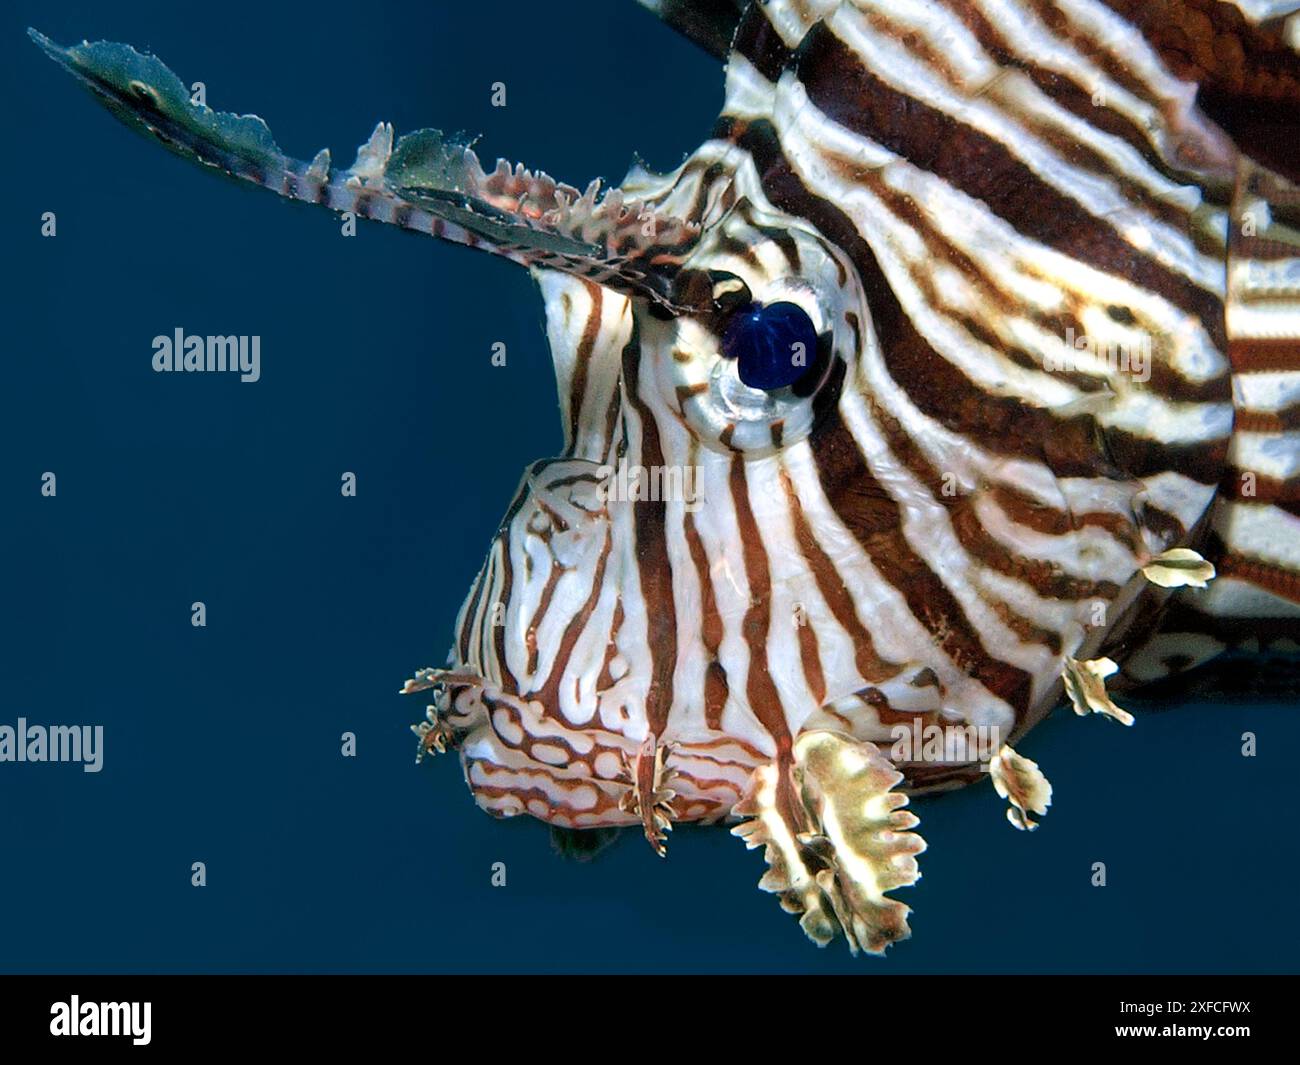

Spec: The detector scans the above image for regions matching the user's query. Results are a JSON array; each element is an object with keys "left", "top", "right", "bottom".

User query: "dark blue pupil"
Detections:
[{"left": 720, "top": 301, "right": 818, "bottom": 391}]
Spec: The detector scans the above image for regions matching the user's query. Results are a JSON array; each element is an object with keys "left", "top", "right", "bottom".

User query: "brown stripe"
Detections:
[
  {"left": 528, "top": 526, "right": 613, "bottom": 712},
  {"left": 864, "top": 394, "right": 1115, "bottom": 609},
  {"left": 729, "top": 456, "right": 795, "bottom": 745},
  {"left": 989, "top": 483, "right": 1142, "bottom": 551},
  {"left": 524, "top": 559, "right": 564, "bottom": 679},
  {"left": 808, "top": 414, "right": 1035, "bottom": 714},
  {"left": 733, "top": 121, "right": 1146, "bottom": 477},
  {"left": 1014, "top": 0, "right": 1172, "bottom": 107},
  {"left": 778, "top": 465, "right": 905, "bottom": 685},
  {"left": 945, "top": 0, "right": 1234, "bottom": 211},
  {"left": 683, "top": 510, "right": 730, "bottom": 732},
  {"left": 458, "top": 559, "right": 489, "bottom": 668},
  {"left": 1215, "top": 549, "right": 1300, "bottom": 604},
  {"left": 1232, "top": 407, "right": 1300, "bottom": 434},
  {"left": 595, "top": 601, "right": 626, "bottom": 692},
  {"left": 1150, "top": 596, "right": 1300, "bottom": 645},
  {"left": 1098, "top": 0, "right": 1300, "bottom": 108},
  {"left": 567, "top": 281, "right": 603, "bottom": 450},
  {"left": 855, "top": 3, "right": 1209, "bottom": 242},
  {"left": 489, "top": 474, "right": 536, "bottom": 693},
  {"left": 795, "top": 22, "right": 1228, "bottom": 350},
  {"left": 1216, "top": 470, "right": 1300, "bottom": 517},
  {"left": 1219, "top": 469, "right": 1300, "bottom": 516},
  {"left": 1229, "top": 336, "right": 1300, "bottom": 372},
  {"left": 795, "top": 612, "right": 827, "bottom": 706},
  {"left": 948, "top": 501, "right": 1122, "bottom": 602},
  {"left": 622, "top": 320, "right": 678, "bottom": 736},
  {"left": 821, "top": 147, "right": 1229, "bottom": 405},
  {"left": 731, "top": 1, "right": 792, "bottom": 83},
  {"left": 476, "top": 551, "right": 497, "bottom": 681}
]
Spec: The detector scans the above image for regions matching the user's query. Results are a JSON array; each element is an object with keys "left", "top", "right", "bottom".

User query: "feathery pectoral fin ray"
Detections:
[
  {"left": 989, "top": 745, "right": 1053, "bottom": 831},
  {"left": 29, "top": 30, "right": 698, "bottom": 307},
  {"left": 732, "top": 731, "right": 925, "bottom": 955}
]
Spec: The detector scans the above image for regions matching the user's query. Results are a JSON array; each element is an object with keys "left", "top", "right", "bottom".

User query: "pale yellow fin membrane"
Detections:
[
  {"left": 988, "top": 745, "right": 1053, "bottom": 831},
  {"left": 1063, "top": 656, "right": 1135, "bottom": 726},
  {"left": 731, "top": 731, "right": 925, "bottom": 956},
  {"left": 1141, "top": 547, "right": 1216, "bottom": 589}
]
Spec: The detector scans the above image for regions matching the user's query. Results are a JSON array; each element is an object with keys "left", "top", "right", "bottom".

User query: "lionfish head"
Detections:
[
  {"left": 433, "top": 139, "right": 878, "bottom": 736},
  {"left": 418, "top": 0, "right": 1239, "bottom": 828}
]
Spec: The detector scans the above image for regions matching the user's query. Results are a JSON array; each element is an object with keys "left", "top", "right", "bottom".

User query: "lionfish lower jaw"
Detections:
[
  {"left": 401, "top": 671, "right": 704, "bottom": 835},
  {"left": 29, "top": 30, "right": 699, "bottom": 311}
]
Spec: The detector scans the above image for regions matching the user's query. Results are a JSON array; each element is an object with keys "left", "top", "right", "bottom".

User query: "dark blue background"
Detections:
[{"left": 2, "top": 0, "right": 1295, "bottom": 973}]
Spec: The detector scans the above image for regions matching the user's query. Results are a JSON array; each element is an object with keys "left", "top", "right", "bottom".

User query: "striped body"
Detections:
[
  {"left": 35, "top": 0, "right": 1300, "bottom": 954},
  {"left": 433, "top": 0, "right": 1300, "bottom": 819}
]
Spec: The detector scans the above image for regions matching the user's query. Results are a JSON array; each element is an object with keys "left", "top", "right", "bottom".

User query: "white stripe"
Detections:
[
  {"left": 1195, "top": 575, "right": 1300, "bottom": 617},
  {"left": 839, "top": 387, "right": 1053, "bottom": 711},
  {"left": 1234, "top": 371, "right": 1300, "bottom": 411},
  {"left": 1213, "top": 500, "right": 1300, "bottom": 569},
  {"left": 828, "top": 4, "right": 1226, "bottom": 292},
  {"left": 1227, "top": 300, "right": 1300, "bottom": 339},
  {"left": 1231, "top": 430, "right": 1300, "bottom": 479}
]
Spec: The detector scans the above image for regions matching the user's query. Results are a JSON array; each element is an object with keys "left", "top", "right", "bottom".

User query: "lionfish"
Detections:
[{"left": 33, "top": 0, "right": 1299, "bottom": 955}]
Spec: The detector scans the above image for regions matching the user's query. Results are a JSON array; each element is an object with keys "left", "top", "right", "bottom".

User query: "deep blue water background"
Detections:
[{"left": 2, "top": 0, "right": 1295, "bottom": 973}]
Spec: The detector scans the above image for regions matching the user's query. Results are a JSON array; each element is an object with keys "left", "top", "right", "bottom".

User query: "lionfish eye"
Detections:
[{"left": 720, "top": 301, "right": 818, "bottom": 391}]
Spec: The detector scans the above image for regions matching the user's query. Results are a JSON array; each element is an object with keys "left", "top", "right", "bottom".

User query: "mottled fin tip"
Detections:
[
  {"left": 28, "top": 28, "right": 286, "bottom": 174},
  {"left": 1141, "top": 548, "right": 1216, "bottom": 589},
  {"left": 732, "top": 731, "right": 925, "bottom": 956},
  {"left": 1064, "top": 657, "right": 1136, "bottom": 726},
  {"left": 988, "top": 745, "right": 1053, "bottom": 831}
]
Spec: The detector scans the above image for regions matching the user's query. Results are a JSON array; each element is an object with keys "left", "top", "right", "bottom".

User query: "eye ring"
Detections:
[
  {"left": 644, "top": 278, "right": 838, "bottom": 458},
  {"left": 720, "top": 301, "right": 819, "bottom": 391}
]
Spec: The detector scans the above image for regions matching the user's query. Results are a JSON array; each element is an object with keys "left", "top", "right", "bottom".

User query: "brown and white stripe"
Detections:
[{"left": 435, "top": 1, "right": 1299, "bottom": 814}]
